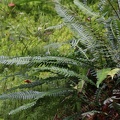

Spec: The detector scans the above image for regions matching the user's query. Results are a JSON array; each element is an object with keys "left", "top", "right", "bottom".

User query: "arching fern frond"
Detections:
[
  {"left": 0, "top": 91, "right": 45, "bottom": 100},
  {"left": 54, "top": 1, "right": 97, "bottom": 58},
  {"left": 94, "top": 42, "right": 117, "bottom": 67},
  {"left": 0, "top": 56, "right": 80, "bottom": 66},
  {"left": 0, "top": 88, "right": 73, "bottom": 101},
  {"left": 105, "top": 19, "right": 118, "bottom": 49},
  {"left": 32, "top": 56, "right": 80, "bottom": 67},
  {"left": 33, "top": 66, "right": 80, "bottom": 78},
  {"left": 9, "top": 101, "right": 36, "bottom": 115},
  {"left": 7, "top": 88, "right": 73, "bottom": 115},
  {"left": 46, "top": 88, "right": 73, "bottom": 96}
]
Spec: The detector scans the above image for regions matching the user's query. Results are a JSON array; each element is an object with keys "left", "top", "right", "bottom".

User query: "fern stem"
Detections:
[
  {"left": 107, "top": 0, "right": 120, "bottom": 20},
  {"left": 76, "top": 45, "right": 89, "bottom": 60}
]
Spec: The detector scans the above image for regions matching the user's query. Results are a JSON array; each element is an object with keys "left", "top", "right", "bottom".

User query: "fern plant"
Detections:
[{"left": 0, "top": 0, "right": 120, "bottom": 119}]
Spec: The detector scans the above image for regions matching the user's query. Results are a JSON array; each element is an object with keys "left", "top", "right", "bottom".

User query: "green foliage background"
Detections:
[{"left": 0, "top": 0, "right": 120, "bottom": 120}]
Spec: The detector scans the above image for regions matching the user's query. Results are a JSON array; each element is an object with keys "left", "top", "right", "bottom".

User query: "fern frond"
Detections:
[
  {"left": 0, "top": 55, "right": 94, "bottom": 69},
  {"left": 74, "top": 0, "right": 99, "bottom": 18},
  {"left": 55, "top": 2, "right": 75, "bottom": 23},
  {"left": 0, "top": 56, "right": 10, "bottom": 64},
  {"left": 33, "top": 56, "right": 79, "bottom": 65},
  {"left": 112, "top": 19, "right": 120, "bottom": 43},
  {"left": 93, "top": 41, "right": 117, "bottom": 67},
  {"left": 9, "top": 101, "right": 36, "bottom": 115},
  {"left": 106, "top": 19, "right": 115, "bottom": 48},
  {"left": 36, "top": 88, "right": 73, "bottom": 99},
  {"left": 0, "top": 56, "right": 9, "bottom": 60},
  {"left": 0, "top": 56, "right": 31, "bottom": 65},
  {"left": 98, "top": 0, "right": 107, "bottom": 13},
  {"left": 33, "top": 66, "right": 80, "bottom": 78},
  {"left": 0, "top": 88, "right": 73, "bottom": 101},
  {"left": 0, "top": 56, "right": 80, "bottom": 66},
  {"left": 55, "top": 2, "right": 97, "bottom": 54},
  {"left": 0, "top": 91, "right": 45, "bottom": 100}
]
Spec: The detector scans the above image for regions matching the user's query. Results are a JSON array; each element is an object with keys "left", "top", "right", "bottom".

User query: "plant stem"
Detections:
[{"left": 107, "top": 0, "right": 120, "bottom": 20}]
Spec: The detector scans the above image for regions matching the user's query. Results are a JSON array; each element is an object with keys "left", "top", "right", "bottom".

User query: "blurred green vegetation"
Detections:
[{"left": 0, "top": 0, "right": 119, "bottom": 120}]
